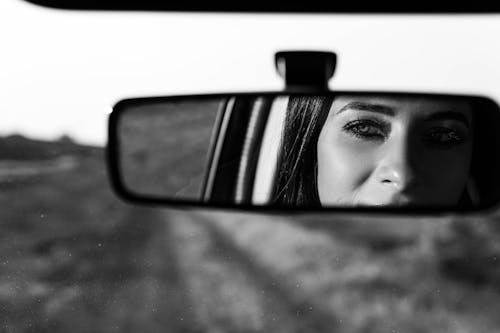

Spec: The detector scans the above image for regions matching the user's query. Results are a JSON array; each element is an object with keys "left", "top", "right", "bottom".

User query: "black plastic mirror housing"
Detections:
[{"left": 107, "top": 91, "right": 500, "bottom": 215}]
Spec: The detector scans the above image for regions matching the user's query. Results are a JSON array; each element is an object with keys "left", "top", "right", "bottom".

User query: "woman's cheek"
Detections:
[
  {"left": 418, "top": 143, "right": 473, "bottom": 201},
  {"left": 318, "top": 131, "right": 377, "bottom": 194},
  {"left": 421, "top": 143, "right": 472, "bottom": 179},
  {"left": 337, "top": 135, "right": 379, "bottom": 187}
]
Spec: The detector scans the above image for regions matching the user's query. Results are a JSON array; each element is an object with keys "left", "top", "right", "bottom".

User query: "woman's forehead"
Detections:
[{"left": 331, "top": 95, "right": 473, "bottom": 118}]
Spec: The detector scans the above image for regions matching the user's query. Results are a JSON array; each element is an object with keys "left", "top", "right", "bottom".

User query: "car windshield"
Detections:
[{"left": 3, "top": 1, "right": 500, "bottom": 331}]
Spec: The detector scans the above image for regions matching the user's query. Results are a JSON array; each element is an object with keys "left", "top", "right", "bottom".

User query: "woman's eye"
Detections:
[
  {"left": 343, "top": 120, "right": 387, "bottom": 141},
  {"left": 423, "top": 127, "right": 465, "bottom": 146}
]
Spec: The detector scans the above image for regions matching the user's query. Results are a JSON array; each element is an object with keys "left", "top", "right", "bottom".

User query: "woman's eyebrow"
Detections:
[
  {"left": 336, "top": 101, "right": 396, "bottom": 116},
  {"left": 425, "top": 111, "right": 471, "bottom": 128}
]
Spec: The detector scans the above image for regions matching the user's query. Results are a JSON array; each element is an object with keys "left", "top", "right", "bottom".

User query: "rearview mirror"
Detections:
[{"left": 108, "top": 92, "right": 500, "bottom": 212}]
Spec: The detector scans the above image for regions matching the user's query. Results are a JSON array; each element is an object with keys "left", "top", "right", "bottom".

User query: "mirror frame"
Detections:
[{"left": 108, "top": 91, "right": 500, "bottom": 215}]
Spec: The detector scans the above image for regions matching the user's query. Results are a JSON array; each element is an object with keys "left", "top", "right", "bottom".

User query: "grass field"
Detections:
[{"left": 2, "top": 134, "right": 500, "bottom": 332}]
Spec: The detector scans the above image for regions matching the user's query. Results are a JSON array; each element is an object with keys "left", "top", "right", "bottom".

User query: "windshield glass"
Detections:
[{"left": 2, "top": 1, "right": 500, "bottom": 331}]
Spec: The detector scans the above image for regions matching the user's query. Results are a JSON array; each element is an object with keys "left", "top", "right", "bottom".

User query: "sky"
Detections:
[{"left": 2, "top": 0, "right": 500, "bottom": 145}]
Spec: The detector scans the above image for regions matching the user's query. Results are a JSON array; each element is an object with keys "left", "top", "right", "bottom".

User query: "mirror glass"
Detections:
[
  {"left": 117, "top": 98, "right": 223, "bottom": 198},
  {"left": 112, "top": 93, "right": 500, "bottom": 210}
]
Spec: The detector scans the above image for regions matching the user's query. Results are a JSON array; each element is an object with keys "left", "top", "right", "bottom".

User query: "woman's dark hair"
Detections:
[
  {"left": 270, "top": 94, "right": 500, "bottom": 209},
  {"left": 271, "top": 96, "right": 333, "bottom": 207}
]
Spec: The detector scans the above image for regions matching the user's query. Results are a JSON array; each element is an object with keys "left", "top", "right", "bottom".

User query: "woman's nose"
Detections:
[{"left": 375, "top": 136, "right": 417, "bottom": 191}]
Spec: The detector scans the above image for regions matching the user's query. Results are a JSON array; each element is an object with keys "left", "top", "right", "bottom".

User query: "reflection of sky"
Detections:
[{"left": 2, "top": 0, "right": 500, "bottom": 145}]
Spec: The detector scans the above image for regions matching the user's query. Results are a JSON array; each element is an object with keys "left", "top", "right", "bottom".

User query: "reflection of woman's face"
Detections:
[{"left": 317, "top": 96, "right": 473, "bottom": 207}]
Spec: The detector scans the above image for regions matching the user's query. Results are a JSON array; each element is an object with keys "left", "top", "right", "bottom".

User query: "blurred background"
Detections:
[{"left": 3, "top": 1, "right": 500, "bottom": 331}]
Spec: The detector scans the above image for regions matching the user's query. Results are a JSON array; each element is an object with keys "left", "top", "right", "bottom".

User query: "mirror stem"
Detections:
[{"left": 275, "top": 50, "right": 337, "bottom": 92}]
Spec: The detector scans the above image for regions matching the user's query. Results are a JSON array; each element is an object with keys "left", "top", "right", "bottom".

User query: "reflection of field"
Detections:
[
  {"left": 3, "top": 138, "right": 500, "bottom": 332},
  {"left": 119, "top": 99, "right": 222, "bottom": 199}
]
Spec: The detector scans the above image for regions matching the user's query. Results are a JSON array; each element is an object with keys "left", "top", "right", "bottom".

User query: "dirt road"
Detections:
[{"left": 2, "top": 153, "right": 500, "bottom": 332}]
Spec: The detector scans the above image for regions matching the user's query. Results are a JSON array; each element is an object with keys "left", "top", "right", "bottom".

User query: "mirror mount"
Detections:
[{"left": 275, "top": 50, "right": 337, "bottom": 92}]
